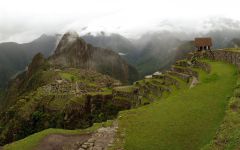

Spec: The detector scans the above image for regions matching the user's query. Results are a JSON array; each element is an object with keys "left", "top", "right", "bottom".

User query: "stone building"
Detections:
[{"left": 194, "top": 37, "right": 212, "bottom": 51}]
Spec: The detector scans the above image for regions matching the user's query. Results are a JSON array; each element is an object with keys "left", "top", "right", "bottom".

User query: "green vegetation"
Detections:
[
  {"left": 114, "top": 61, "right": 237, "bottom": 150},
  {"left": 224, "top": 48, "right": 240, "bottom": 52},
  {"left": 3, "top": 120, "right": 113, "bottom": 150},
  {"left": 3, "top": 56, "right": 240, "bottom": 150},
  {"left": 60, "top": 72, "right": 78, "bottom": 82},
  {"left": 202, "top": 77, "right": 240, "bottom": 150},
  {"left": 0, "top": 64, "right": 121, "bottom": 145}
]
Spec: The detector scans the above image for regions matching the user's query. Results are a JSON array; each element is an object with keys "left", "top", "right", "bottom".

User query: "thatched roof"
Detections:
[{"left": 194, "top": 38, "right": 212, "bottom": 47}]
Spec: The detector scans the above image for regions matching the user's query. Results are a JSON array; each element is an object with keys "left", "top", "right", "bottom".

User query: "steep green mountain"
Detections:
[
  {"left": 0, "top": 35, "right": 58, "bottom": 89},
  {"left": 0, "top": 52, "right": 124, "bottom": 145},
  {"left": 49, "top": 32, "right": 139, "bottom": 83}
]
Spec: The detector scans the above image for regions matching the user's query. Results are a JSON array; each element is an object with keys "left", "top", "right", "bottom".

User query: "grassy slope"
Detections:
[
  {"left": 117, "top": 61, "right": 237, "bottom": 150},
  {"left": 202, "top": 77, "right": 240, "bottom": 150},
  {"left": 3, "top": 121, "right": 113, "bottom": 150}
]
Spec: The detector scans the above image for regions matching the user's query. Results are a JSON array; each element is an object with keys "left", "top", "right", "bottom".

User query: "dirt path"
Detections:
[
  {"left": 78, "top": 121, "right": 118, "bottom": 150},
  {"left": 35, "top": 121, "right": 118, "bottom": 150}
]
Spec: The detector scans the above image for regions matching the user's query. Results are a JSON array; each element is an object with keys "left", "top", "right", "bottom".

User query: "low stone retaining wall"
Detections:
[
  {"left": 175, "top": 60, "right": 191, "bottom": 67},
  {"left": 193, "top": 61, "right": 211, "bottom": 73},
  {"left": 167, "top": 71, "right": 191, "bottom": 82},
  {"left": 197, "top": 50, "right": 240, "bottom": 69},
  {"left": 171, "top": 66, "right": 199, "bottom": 78}
]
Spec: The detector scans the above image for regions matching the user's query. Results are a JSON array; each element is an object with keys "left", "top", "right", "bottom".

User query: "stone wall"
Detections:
[
  {"left": 198, "top": 50, "right": 240, "bottom": 69},
  {"left": 171, "top": 66, "right": 199, "bottom": 79},
  {"left": 112, "top": 88, "right": 140, "bottom": 108},
  {"left": 167, "top": 71, "right": 191, "bottom": 82},
  {"left": 193, "top": 61, "right": 211, "bottom": 73}
]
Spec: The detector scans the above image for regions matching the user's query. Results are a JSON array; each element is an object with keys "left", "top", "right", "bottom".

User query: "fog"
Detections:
[{"left": 1, "top": 0, "right": 240, "bottom": 43}]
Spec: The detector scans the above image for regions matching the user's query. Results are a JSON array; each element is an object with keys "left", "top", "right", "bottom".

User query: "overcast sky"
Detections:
[{"left": 1, "top": 0, "right": 240, "bottom": 43}]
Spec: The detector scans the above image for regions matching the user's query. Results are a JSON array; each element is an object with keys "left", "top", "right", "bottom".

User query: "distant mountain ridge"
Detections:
[{"left": 0, "top": 34, "right": 58, "bottom": 89}]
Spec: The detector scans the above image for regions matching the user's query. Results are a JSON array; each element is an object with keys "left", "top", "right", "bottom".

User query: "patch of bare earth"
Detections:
[
  {"left": 35, "top": 133, "right": 92, "bottom": 150},
  {"left": 35, "top": 121, "right": 118, "bottom": 150}
]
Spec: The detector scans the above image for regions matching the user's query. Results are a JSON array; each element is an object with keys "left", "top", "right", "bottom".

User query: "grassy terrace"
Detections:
[
  {"left": 115, "top": 60, "right": 238, "bottom": 150},
  {"left": 223, "top": 48, "right": 240, "bottom": 52}
]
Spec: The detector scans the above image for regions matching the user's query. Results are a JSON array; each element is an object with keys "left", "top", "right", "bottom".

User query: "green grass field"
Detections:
[{"left": 117, "top": 61, "right": 238, "bottom": 150}]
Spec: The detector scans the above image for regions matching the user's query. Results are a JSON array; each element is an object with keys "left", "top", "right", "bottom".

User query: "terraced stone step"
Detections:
[
  {"left": 171, "top": 66, "right": 198, "bottom": 78},
  {"left": 175, "top": 60, "right": 191, "bottom": 67},
  {"left": 192, "top": 61, "right": 211, "bottom": 73},
  {"left": 152, "top": 74, "right": 179, "bottom": 87},
  {"left": 167, "top": 71, "right": 191, "bottom": 83}
]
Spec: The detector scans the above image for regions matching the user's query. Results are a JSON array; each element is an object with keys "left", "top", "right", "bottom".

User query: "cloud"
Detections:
[{"left": 1, "top": 0, "right": 240, "bottom": 43}]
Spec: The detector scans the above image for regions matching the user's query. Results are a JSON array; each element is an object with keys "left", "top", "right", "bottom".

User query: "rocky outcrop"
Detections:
[{"left": 49, "top": 32, "right": 139, "bottom": 83}]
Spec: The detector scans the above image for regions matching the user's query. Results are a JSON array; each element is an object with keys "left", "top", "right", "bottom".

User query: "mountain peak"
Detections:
[
  {"left": 63, "top": 31, "right": 79, "bottom": 39},
  {"left": 54, "top": 31, "right": 86, "bottom": 55},
  {"left": 27, "top": 53, "right": 45, "bottom": 76},
  {"left": 50, "top": 31, "right": 139, "bottom": 83}
]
